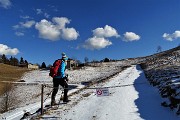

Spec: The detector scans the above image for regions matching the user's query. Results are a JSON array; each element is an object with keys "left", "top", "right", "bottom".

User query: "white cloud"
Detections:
[
  {"left": 162, "top": 31, "right": 180, "bottom": 41},
  {"left": 83, "top": 36, "right": 112, "bottom": 50},
  {"left": 20, "top": 20, "right": 35, "bottom": 28},
  {"left": 0, "top": 44, "right": 19, "bottom": 55},
  {"left": 20, "top": 15, "right": 32, "bottom": 19},
  {"left": 36, "top": 9, "right": 50, "bottom": 18},
  {"left": 0, "top": 0, "right": 11, "bottom": 9},
  {"left": 13, "top": 25, "right": 20, "bottom": 29},
  {"left": 36, "top": 9, "right": 42, "bottom": 14},
  {"left": 48, "top": 5, "right": 59, "bottom": 12},
  {"left": 15, "top": 32, "right": 24, "bottom": 36},
  {"left": 44, "top": 13, "right": 50, "bottom": 18},
  {"left": 62, "top": 28, "right": 79, "bottom": 41},
  {"left": 162, "top": 33, "right": 173, "bottom": 41},
  {"left": 35, "top": 19, "right": 60, "bottom": 41},
  {"left": 13, "top": 20, "right": 35, "bottom": 35},
  {"left": 13, "top": 20, "right": 35, "bottom": 29},
  {"left": 52, "top": 17, "right": 70, "bottom": 29},
  {"left": 82, "top": 25, "right": 119, "bottom": 50},
  {"left": 123, "top": 32, "right": 140, "bottom": 42},
  {"left": 93, "top": 25, "right": 120, "bottom": 38},
  {"left": 35, "top": 17, "right": 79, "bottom": 41}
]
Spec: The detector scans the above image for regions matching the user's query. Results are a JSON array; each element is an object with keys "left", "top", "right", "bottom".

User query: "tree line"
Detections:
[{"left": 0, "top": 54, "right": 28, "bottom": 67}]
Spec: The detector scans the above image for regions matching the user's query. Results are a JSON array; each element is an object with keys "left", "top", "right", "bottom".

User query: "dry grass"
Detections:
[{"left": 0, "top": 63, "right": 30, "bottom": 95}]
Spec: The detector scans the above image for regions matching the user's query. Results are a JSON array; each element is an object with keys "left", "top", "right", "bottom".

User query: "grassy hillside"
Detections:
[
  {"left": 0, "top": 63, "right": 30, "bottom": 95},
  {"left": 140, "top": 46, "right": 180, "bottom": 69}
]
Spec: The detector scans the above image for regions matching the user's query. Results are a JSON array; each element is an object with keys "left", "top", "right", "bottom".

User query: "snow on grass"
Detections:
[
  {"left": 41, "top": 65, "right": 180, "bottom": 120},
  {"left": 1, "top": 60, "right": 180, "bottom": 120},
  {"left": 0, "top": 61, "right": 125, "bottom": 119}
]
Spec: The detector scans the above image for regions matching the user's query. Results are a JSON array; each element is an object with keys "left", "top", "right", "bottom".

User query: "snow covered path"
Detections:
[{"left": 43, "top": 65, "right": 180, "bottom": 120}]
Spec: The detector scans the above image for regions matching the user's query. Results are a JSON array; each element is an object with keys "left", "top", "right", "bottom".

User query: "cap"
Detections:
[{"left": 62, "top": 52, "right": 68, "bottom": 60}]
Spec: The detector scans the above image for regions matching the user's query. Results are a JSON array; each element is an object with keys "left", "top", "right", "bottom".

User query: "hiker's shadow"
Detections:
[{"left": 133, "top": 65, "right": 179, "bottom": 120}]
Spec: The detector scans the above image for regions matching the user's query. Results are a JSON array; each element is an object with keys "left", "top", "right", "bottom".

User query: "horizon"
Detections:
[{"left": 0, "top": 0, "right": 180, "bottom": 65}]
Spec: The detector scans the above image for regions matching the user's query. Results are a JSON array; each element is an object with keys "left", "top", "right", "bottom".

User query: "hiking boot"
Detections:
[{"left": 63, "top": 99, "right": 71, "bottom": 103}]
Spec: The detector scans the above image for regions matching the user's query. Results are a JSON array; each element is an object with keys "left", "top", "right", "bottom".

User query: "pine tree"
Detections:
[
  {"left": 41, "top": 62, "right": 46, "bottom": 68},
  {"left": 20, "top": 57, "right": 24, "bottom": 64},
  {"left": 104, "top": 58, "right": 110, "bottom": 62},
  {"left": 9, "top": 56, "right": 14, "bottom": 66},
  {"left": 13, "top": 57, "right": 19, "bottom": 66},
  {"left": 2, "top": 54, "right": 7, "bottom": 64}
]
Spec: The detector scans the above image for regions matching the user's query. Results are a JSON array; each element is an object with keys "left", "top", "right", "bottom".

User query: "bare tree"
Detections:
[
  {"left": 84, "top": 57, "right": 89, "bottom": 65},
  {"left": 157, "top": 45, "right": 162, "bottom": 53},
  {"left": 0, "top": 83, "right": 18, "bottom": 113}
]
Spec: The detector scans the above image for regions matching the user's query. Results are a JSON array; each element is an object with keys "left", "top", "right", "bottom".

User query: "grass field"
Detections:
[{"left": 0, "top": 63, "right": 30, "bottom": 95}]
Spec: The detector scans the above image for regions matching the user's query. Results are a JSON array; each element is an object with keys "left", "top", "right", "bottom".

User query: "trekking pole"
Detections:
[{"left": 41, "top": 84, "right": 44, "bottom": 115}]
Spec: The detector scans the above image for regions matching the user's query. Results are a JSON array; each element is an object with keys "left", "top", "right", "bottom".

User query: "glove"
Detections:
[
  {"left": 65, "top": 74, "right": 68, "bottom": 78},
  {"left": 64, "top": 74, "right": 69, "bottom": 82}
]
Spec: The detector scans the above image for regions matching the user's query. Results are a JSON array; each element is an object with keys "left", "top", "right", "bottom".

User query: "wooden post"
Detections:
[{"left": 41, "top": 84, "right": 44, "bottom": 115}]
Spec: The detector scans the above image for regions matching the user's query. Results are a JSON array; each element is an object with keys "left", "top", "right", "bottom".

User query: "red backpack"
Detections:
[{"left": 49, "top": 59, "right": 62, "bottom": 78}]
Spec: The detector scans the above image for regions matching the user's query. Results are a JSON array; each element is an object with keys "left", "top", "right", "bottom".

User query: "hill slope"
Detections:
[
  {"left": 140, "top": 46, "right": 180, "bottom": 114},
  {"left": 0, "top": 63, "right": 30, "bottom": 95}
]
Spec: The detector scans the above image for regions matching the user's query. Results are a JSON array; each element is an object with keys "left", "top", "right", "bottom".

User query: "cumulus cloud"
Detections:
[
  {"left": 82, "top": 25, "right": 119, "bottom": 50},
  {"left": 35, "top": 19, "right": 60, "bottom": 40},
  {"left": 0, "top": 0, "right": 11, "bottom": 9},
  {"left": 123, "top": 32, "right": 140, "bottom": 42},
  {"left": 62, "top": 28, "right": 79, "bottom": 40},
  {"left": 35, "top": 17, "right": 79, "bottom": 41},
  {"left": 93, "top": 25, "right": 120, "bottom": 38},
  {"left": 162, "top": 31, "right": 180, "bottom": 41},
  {"left": 0, "top": 44, "right": 19, "bottom": 55},
  {"left": 83, "top": 36, "right": 112, "bottom": 50},
  {"left": 52, "top": 17, "right": 70, "bottom": 29},
  {"left": 15, "top": 32, "right": 24, "bottom": 36}
]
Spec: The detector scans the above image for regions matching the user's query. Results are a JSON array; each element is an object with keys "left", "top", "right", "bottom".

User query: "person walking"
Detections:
[{"left": 51, "top": 52, "right": 69, "bottom": 106}]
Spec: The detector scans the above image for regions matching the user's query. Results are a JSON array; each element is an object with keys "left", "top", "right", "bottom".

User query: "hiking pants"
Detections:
[{"left": 51, "top": 77, "right": 68, "bottom": 101}]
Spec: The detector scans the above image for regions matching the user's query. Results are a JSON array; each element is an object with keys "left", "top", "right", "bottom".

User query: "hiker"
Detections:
[{"left": 51, "top": 52, "right": 69, "bottom": 106}]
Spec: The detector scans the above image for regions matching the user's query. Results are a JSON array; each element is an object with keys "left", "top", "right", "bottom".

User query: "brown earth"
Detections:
[{"left": 0, "top": 63, "right": 30, "bottom": 95}]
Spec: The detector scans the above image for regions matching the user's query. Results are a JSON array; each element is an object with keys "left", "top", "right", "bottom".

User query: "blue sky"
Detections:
[{"left": 0, "top": 0, "right": 180, "bottom": 65}]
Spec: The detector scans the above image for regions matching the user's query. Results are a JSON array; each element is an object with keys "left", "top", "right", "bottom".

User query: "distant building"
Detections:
[
  {"left": 28, "top": 63, "right": 39, "bottom": 69},
  {"left": 67, "top": 59, "right": 78, "bottom": 69}
]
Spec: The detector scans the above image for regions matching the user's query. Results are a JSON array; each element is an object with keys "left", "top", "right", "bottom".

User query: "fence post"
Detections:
[{"left": 41, "top": 84, "right": 44, "bottom": 115}]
